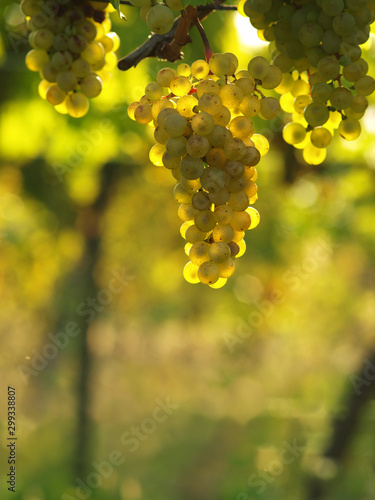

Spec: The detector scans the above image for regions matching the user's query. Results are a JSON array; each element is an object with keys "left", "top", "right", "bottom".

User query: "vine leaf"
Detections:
[{"left": 110, "top": 0, "right": 127, "bottom": 20}]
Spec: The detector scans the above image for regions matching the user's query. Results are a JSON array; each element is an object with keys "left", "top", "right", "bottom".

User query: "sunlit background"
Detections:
[{"left": 1, "top": 2, "right": 375, "bottom": 500}]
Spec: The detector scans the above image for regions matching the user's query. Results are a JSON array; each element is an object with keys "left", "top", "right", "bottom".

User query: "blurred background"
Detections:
[{"left": 1, "top": 1, "right": 375, "bottom": 499}]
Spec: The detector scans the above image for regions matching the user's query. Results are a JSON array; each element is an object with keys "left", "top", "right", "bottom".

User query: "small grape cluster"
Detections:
[
  {"left": 128, "top": 53, "right": 282, "bottom": 287},
  {"left": 126, "top": 0, "right": 182, "bottom": 35},
  {"left": 243, "top": 0, "right": 375, "bottom": 164},
  {"left": 21, "top": 0, "right": 120, "bottom": 117}
]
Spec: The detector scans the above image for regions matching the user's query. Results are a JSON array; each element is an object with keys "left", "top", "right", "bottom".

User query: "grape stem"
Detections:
[
  {"left": 117, "top": 0, "right": 228, "bottom": 71},
  {"left": 193, "top": 17, "right": 213, "bottom": 62}
]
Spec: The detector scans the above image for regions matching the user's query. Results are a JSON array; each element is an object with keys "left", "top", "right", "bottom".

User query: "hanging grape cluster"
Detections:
[
  {"left": 243, "top": 0, "right": 375, "bottom": 164},
  {"left": 21, "top": 0, "right": 120, "bottom": 117},
  {"left": 128, "top": 53, "right": 282, "bottom": 287}
]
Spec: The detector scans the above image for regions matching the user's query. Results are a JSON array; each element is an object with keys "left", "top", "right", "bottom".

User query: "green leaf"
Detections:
[{"left": 110, "top": 0, "right": 127, "bottom": 20}]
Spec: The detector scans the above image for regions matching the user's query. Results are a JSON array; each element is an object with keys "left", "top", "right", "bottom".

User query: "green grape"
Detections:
[
  {"left": 71, "top": 58, "right": 91, "bottom": 78},
  {"left": 25, "top": 49, "right": 49, "bottom": 71},
  {"left": 134, "top": 103, "right": 153, "bottom": 124},
  {"left": 208, "top": 188, "right": 230, "bottom": 205},
  {"left": 217, "top": 258, "right": 235, "bottom": 278},
  {"left": 178, "top": 203, "right": 198, "bottom": 222},
  {"left": 189, "top": 241, "right": 210, "bottom": 266},
  {"left": 68, "top": 35, "right": 88, "bottom": 54},
  {"left": 153, "top": 102, "right": 175, "bottom": 123},
  {"left": 191, "top": 59, "right": 210, "bottom": 79},
  {"left": 81, "top": 42, "right": 105, "bottom": 65},
  {"left": 311, "top": 82, "right": 333, "bottom": 102},
  {"left": 235, "top": 77, "right": 255, "bottom": 95},
  {"left": 51, "top": 50, "right": 73, "bottom": 71},
  {"left": 259, "top": 96, "right": 281, "bottom": 120},
  {"left": 80, "top": 74, "right": 103, "bottom": 98},
  {"left": 191, "top": 112, "right": 215, "bottom": 136},
  {"left": 261, "top": 65, "right": 283, "bottom": 89},
  {"left": 212, "top": 224, "right": 235, "bottom": 243},
  {"left": 198, "top": 93, "right": 222, "bottom": 115},
  {"left": 338, "top": 118, "right": 361, "bottom": 140},
  {"left": 149, "top": 143, "right": 166, "bottom": 166},
  {"left": 66, "top": 93, "right": 90, "bottom": 118},
  {"left": 310, "top": 127, "right": 332, "bottom": 148},
  {"left": 214, "top": 205, "right": 234, "bottom": 225},
  {"left": 231, "top": 211, "right": 251, "bottom": 231},
  {"left": 304, "top": 102, "right": 330, "bottom": 127},
  {"left": 56, "top": 71, "right": 77, "bottom": 92},
  {"left": 332, "top": 12, "right": 355, "bottom": 36},
  {"left": 185, "top": 225, "right": 207, "bottom": 244},
  {"left": 192, "top": 191, "right": 211, "bottom": 211},
  {"left": 21, "top": 0, "right": 40, "bottom": 17},
  {"left": 228, "top": 191, "right": 249, "bottom": 211},
  {"left": 282, "top": 122, "right": 307, "bottom": 145},
  {"left": 176, "top": 95, "right": 198, "bottom": 118},
  {"left": 41, "top": 60, "right": 58, "bottom": 82},
  {"left": 321, "top": 30, "right": 341, "bottom": 54},
  {"left": 145, "top": 82, "right": 163, "bottom": 101},
  {"left": 197, "top": 261, "right": 220, "bottom": 285},
  {"left": 213, "top": 106, "right": 232, "bottom": 127},
  {"left": 322, "top": 0, "right": 344, "bottom": 16},
  {"left": 317, "top": 55, "right": 340, "bottom": 80},
  {"left": 162, "top": 151, "right": 180, "bottom": 169},
  {"left": 206, "top": 125, "right": 230, "bottom": 147},
  {"left": 303, "top": 143, "right": 327, "bottom": 164},
  {"left": 246, "top": 207, "right": 260, "bottom": 229},
  {"left": 293, "top": 94, "right": 312, "bottom": 114},
  {"left": 205, "top": 148, "right": 227, "bottom": 168},
  {"left": 239, "top": 95, "right": 260, "bottom": 118},
  {"left": 200, "top": 166, "right": 226, "bottom": 193},
  {"left": 29, "top": 28, "right": 54, "bottom": 50},
  {"left": 46, "top": 85, "right": 66, "bottom": 105},
  {"left": 298, "top": 22, "right": 323, "bottom": 47},
  {"left": 186, "top": 135, "right": 210, "bottom": 158},
  {"left": 208, "top": 242, "right": 231, "bottom": 263},
  {"left": 354, "top": 76, "right": 375, "bottom": 96},
  {"left": 229, "top": 116, "right": 254, "bottom": 138},
  {"left": 242, "top": 146, "right": 260, "bottom": 166},
  {"left": 157, "top": 67, "right": 177, "bottom": 87},
  {"left": 219, "top": 84, "right": 244, "bottom": 109},
  {"left": 146, "top": 4, "right": 174, "bottom": 34},
  {"left": 329, "top": 87, "right": 353, "bottom": 110},
  {"left": 164, "top": 113, "right": 188, "bottom": 137},
  {"left": 291, "top": 79, "right": 310, "bottom": 98},
  {"left": 166, "top": 136, "right": 187, "bottom": 156},
  {"left": 183, "top": 262, "right": 200, "bottom": 284},
  {"left": 224, "top": 137, "right": 246, "bottom": 160},
  {"left": 251, "top": 134, "right": 269, "bottom": 156},
  {"left": 179, "top": 155, "right": 204, "bottom": 180},
  {"left": 209, "top": 53, "right": 232, "bottom": 77},
  {"left": 343, "top": 62, "right": 363, "bottom": 82},
  {"left": 349, "top": 95, "right": 368, "bottom": 114},
  {"left": 225, "top": 160, "right": 244, "bottom": 177},
  {"left": 247, "top": 56, "right": 270, "bottom": 80},
  {"left": 174, "top": 184, "right": 192, "bottom": 204},
  {"left": 194, "top": 210, "right": 216, "bottom": 232}
]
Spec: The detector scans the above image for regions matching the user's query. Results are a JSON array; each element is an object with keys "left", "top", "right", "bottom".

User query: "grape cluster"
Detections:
[
  {"left": 128, "top": 53, "right": 282, "bottom": 287},
  {"left": 21, "top": 0, "right": 120, "bottom": 117},
  {"left": 126, "top": 0, "right": 181, "bottom": 35},
  {"left": 244, "top": 0, "right": 375, "bottom": 164}
]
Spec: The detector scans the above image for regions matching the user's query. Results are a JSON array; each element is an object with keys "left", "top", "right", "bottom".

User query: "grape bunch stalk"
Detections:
[
  {"left": 21, "top": 0, "right": 120, "bottom": 117},
  {"left": 243, "top": 0, "right": 375, "bottom": 164},
  {"left": 128, "top": 53, "right": 282, "bottom": 287}
]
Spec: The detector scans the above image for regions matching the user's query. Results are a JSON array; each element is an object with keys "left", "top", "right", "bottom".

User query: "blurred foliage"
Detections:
[{"left": 0, "top": 2, "right": 375, "bottom": 500}]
